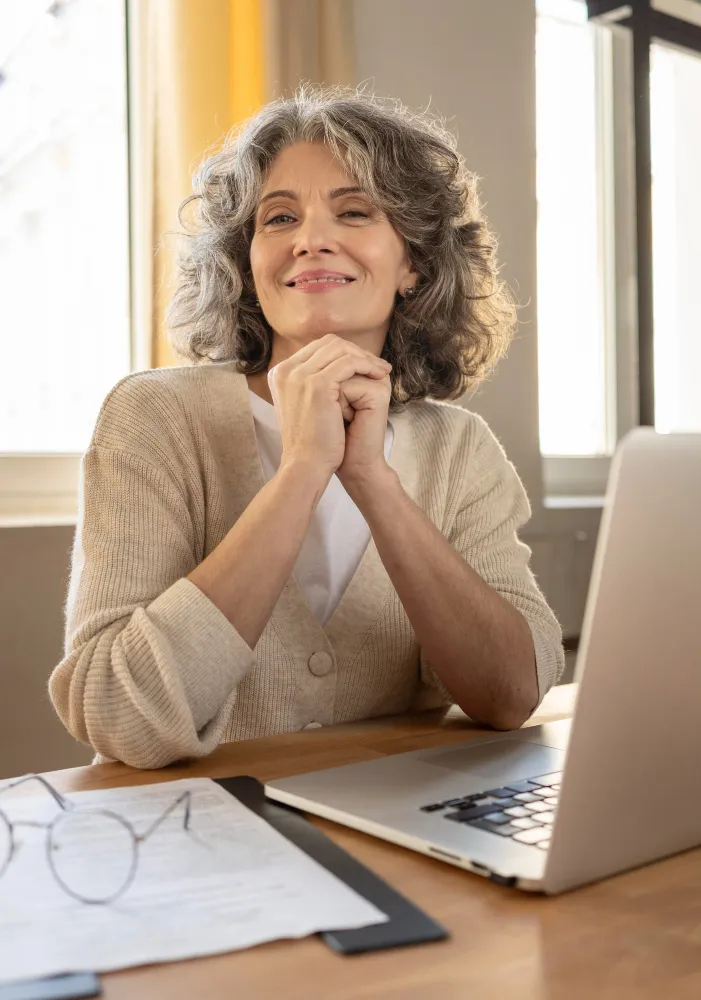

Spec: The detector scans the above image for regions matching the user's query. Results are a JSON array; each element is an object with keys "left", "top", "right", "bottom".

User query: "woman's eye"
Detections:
[
  {"left": 263, "top": 209, "right": 369, "bottom": 226},
  {"left": 264, "top": 213, "right": 296, "bottom": 226}
]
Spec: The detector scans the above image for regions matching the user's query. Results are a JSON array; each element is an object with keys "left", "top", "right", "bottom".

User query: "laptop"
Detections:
[{"left": 266, "top": 429, "right": 701, "bottom": 893}]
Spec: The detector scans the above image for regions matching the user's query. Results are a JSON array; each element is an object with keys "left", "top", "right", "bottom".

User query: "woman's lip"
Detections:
[{"left": 286, "top": 280, "right": 355, "bottom": 293}]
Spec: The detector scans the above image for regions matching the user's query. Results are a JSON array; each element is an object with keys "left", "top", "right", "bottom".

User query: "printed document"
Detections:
[{"left": 0, "top": 778, "right": 386, "bottom": 984}]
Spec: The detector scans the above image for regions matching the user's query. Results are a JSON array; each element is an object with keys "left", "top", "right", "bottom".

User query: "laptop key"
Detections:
[
  {"left": 483, "top": 811, "right": 510, "bottom": 825},
  {"left": 470, "top": 819, "right": 522, "bottom": 837},
  {"left": 481, "top": 820, "right": 518, "bottom": 835},
  {"left": 513, "top": 792, "right": 540, "bottom": 803},
  {"left": 485, "top": 796, "right": 517, "bottom": 809},
  {"left": 505, "top": 780, "right": 540, "bottom": 793},
  {"left": 485, "top": 787, "right": 515, "bottom": 799},
  {"left": 511, "top": 816, "right": 540, "bottom": 830},
  {"left": 445, "top": 793, "right": 489, "bottom": 808},
  {"left": 530, "top": 772, "right": 562, "bottom": 787},
  {"left": 511, "top": 817, "right": 540, "bottom": 829},
  {"left": 538, "top": 812, "right": 555, "bottom": 824},
  {"left": 445, "top": 803, "right": 502, "bottom": 823},
  {"left": 421, "top": 793, "right": 492, "bottom": 811},
  {"left": 504, "top": 806, "right": 531, "bottom": 818},
  {"left": 513, "top": 827, "right": 551, "bottom": 845},
  {"left": 525, "top": 800, "right": 550, "bottom": 813}
]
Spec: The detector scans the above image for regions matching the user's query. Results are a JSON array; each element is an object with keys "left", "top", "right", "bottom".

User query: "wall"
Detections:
[
  {"left": 0, "top": 526, "right": 92, "bottom": 778},
  {"left": 357, "top": 0, "right": 543, "bottom": 505}
]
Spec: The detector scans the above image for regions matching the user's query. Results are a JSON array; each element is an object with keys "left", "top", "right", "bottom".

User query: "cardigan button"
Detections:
[
  {"left": 303, "top": 722, "right": 323, "bottom": 731},
  {"left": 307, "top": 651, "right": 333, "bottom": 676}
]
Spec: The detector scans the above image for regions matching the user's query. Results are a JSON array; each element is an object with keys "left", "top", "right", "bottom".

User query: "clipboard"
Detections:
[{"left": 215, "top": 776, "right": 449, "bottom": 955}]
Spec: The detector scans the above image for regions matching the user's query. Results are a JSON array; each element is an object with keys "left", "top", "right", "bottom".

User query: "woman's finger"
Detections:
[
  {"left": 338, "top": 386, "right": 355, "bottom": 423},
  {"left": 281, "top": 334, "right": 390, "bottom": 378},
  {"left": 278, "top": 332, "right": 339, "bottom": 367},
  {"left": 313, "top": 355, "right": 390, "bottom": 390},
  {"left": 341, "top": 373, "right": 391, "bottom": 409}
]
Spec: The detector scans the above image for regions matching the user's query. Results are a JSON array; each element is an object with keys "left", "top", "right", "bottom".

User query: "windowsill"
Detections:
[
  {"left": 543, "top": 495, "right": 606, "bottom": 510},
  {"left": 1, "top": 455, "right": 81, "bottom": 527},
  {"left": 542, "top": 456, "right": 611, "bottom": 500},
  {"left": 0, "top": 514, "right": 78, "bottom": 529}
]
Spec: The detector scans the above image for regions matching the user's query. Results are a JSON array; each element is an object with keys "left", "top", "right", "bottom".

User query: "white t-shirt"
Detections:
[{"left": 248, "top": 390, "right": 394, "bottom": 626}]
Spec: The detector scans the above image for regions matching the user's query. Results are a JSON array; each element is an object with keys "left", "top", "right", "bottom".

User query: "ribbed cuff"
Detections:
[
  {"left": 530, "top": 622, "right": 564, "bottom": 708},
  {"left": 145, "top": 577, "right": 255, "bottom": 732}
]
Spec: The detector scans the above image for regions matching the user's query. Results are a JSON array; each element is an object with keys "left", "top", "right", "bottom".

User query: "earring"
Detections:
[{"left": 403, "top": 286, "right": 417, "bottom": 299}]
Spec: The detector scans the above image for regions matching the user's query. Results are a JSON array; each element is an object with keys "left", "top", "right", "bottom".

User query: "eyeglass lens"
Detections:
[
  {"left": 48, "top": 809, "right": 137, "bottom": 903},
  {"left": 0, "top": 812, "right": 12, "bottom": 879}
]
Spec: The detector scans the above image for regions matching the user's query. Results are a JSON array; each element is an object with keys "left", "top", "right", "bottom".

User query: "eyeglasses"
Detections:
[{"left": 0, "top": 774, "right": 192, "bottom": 904}]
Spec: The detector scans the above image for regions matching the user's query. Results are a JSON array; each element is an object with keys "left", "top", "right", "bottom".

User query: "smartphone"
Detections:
[{"left": 0, "top": 972, "right": 101, "bottom": 1000}]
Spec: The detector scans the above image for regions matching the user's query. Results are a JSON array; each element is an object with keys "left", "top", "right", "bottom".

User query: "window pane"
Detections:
[
  {"left": 536, "top": 7, "right": 612, "bottom": 456},
  {"left": 651, "top": 42, "right": 701, "bottom": 434},
  {"left": 0, "top": 0, "right": 130, "bottom": 454}
]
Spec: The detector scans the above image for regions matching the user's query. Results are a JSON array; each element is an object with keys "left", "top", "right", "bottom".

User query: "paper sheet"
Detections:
[{"left": 0, "top": 777, "right": 387, "bottom": 984}]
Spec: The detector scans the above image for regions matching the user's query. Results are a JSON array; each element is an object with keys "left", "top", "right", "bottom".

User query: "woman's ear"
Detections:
[
  {"left": 397, "top": 246, "right": 419, "bottom": 296},
  {"left": 397, "top": 265, "right": 419, "bottom": 297}
]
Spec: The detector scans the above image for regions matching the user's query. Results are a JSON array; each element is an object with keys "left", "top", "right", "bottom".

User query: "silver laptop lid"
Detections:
[{"left": 544, "top": 430, "right": 701, "bottom": 893}]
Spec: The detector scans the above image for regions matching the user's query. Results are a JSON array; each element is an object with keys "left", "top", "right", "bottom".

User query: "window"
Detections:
[
  {"left": 651, "top": 41, "right": 701, "bottom": 434},
  {"left": 0, "top": 0, "right": 131, "bottom": 459},
  {"left": 536, "top": 0, "right": 701, "bottom": 497},
  {"left": 535, "top": 0, "right": 616, "bottom": 463}
]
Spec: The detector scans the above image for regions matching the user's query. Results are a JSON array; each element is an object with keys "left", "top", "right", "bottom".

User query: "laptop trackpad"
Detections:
[{"left": 415, "top": 740, "right": 564, "bottom": 785}]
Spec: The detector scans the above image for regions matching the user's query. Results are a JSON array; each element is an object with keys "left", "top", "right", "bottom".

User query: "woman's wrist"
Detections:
[
  {"left": 275, "top": 457, "right": 333, "bottom": 507},
  {"left": 339, "top": 460, "right": 399, "bottom": 506}
]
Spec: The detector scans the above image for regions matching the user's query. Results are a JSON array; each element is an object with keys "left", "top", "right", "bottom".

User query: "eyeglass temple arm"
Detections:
[
  {"left": 136, "top": 790, "right": 192, "bottom": 843},
  {"left": 0, "top": 774, "right": 72, "bottom": 811}
]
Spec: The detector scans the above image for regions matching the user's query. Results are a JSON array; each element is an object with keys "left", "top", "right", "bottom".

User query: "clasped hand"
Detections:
[{"left": 268, "top": 333, "right": 393, "bottom": 489}]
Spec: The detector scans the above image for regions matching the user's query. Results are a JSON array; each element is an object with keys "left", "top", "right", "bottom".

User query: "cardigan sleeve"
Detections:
[
  {"left": 49, "top": 445, "right": 255, "bottom": 769},
  {"left": 418, "top": 416, "right": 564, "bottom": 714}
]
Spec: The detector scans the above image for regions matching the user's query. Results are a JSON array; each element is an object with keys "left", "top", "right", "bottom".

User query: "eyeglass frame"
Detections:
[{"left": 0, "top": 773, "right": 192, "bottom": 905}]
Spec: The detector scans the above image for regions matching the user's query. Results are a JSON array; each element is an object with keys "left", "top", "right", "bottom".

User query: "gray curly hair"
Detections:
[{"left": 167, "top": 84, "right": 517, "bottom": 406}]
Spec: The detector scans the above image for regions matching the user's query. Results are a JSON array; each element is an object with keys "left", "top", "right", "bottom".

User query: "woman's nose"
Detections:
[{"left": 292, "top": 210, "right": 339, "bottom": 257}]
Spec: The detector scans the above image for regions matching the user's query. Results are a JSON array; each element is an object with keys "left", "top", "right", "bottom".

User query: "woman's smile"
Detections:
[{"left": 285, "top": 268, "right": 357, "bottom": 293}]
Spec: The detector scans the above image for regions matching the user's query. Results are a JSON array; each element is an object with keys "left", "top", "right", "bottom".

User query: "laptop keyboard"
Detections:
[{"left": 419, "top": 771, "right": 562, "bottom": 850}]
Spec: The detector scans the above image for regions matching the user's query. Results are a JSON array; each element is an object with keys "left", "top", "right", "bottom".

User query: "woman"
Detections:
[{"left": 50, "top": 86, "right": 564, "bottom": 770}]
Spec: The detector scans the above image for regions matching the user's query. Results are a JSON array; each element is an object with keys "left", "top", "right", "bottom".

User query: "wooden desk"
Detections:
[{"left": 35, "top": 685, "right": 701, "bottom": 999}]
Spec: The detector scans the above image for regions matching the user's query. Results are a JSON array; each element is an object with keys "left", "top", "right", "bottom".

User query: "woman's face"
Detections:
[{"left": 249, "top": 141, "right": 416, "bottom": 358}]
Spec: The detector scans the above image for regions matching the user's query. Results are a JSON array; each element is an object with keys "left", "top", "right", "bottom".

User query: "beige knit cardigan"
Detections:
[{"left": 49, "top": 363, "right": 564, "bottom": 769}]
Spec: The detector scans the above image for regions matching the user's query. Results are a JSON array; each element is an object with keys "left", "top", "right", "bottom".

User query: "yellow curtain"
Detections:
[
  {"left": 139, "top": 0, "right": 355, "bottom": 369},
  {"left": 150, "top": 0, "right": 264, "bottom": 368}
]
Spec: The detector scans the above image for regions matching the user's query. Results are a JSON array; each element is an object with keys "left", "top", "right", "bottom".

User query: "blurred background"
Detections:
[{"left": 1, "top": 0, "right": 699, "bottom": 776}]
